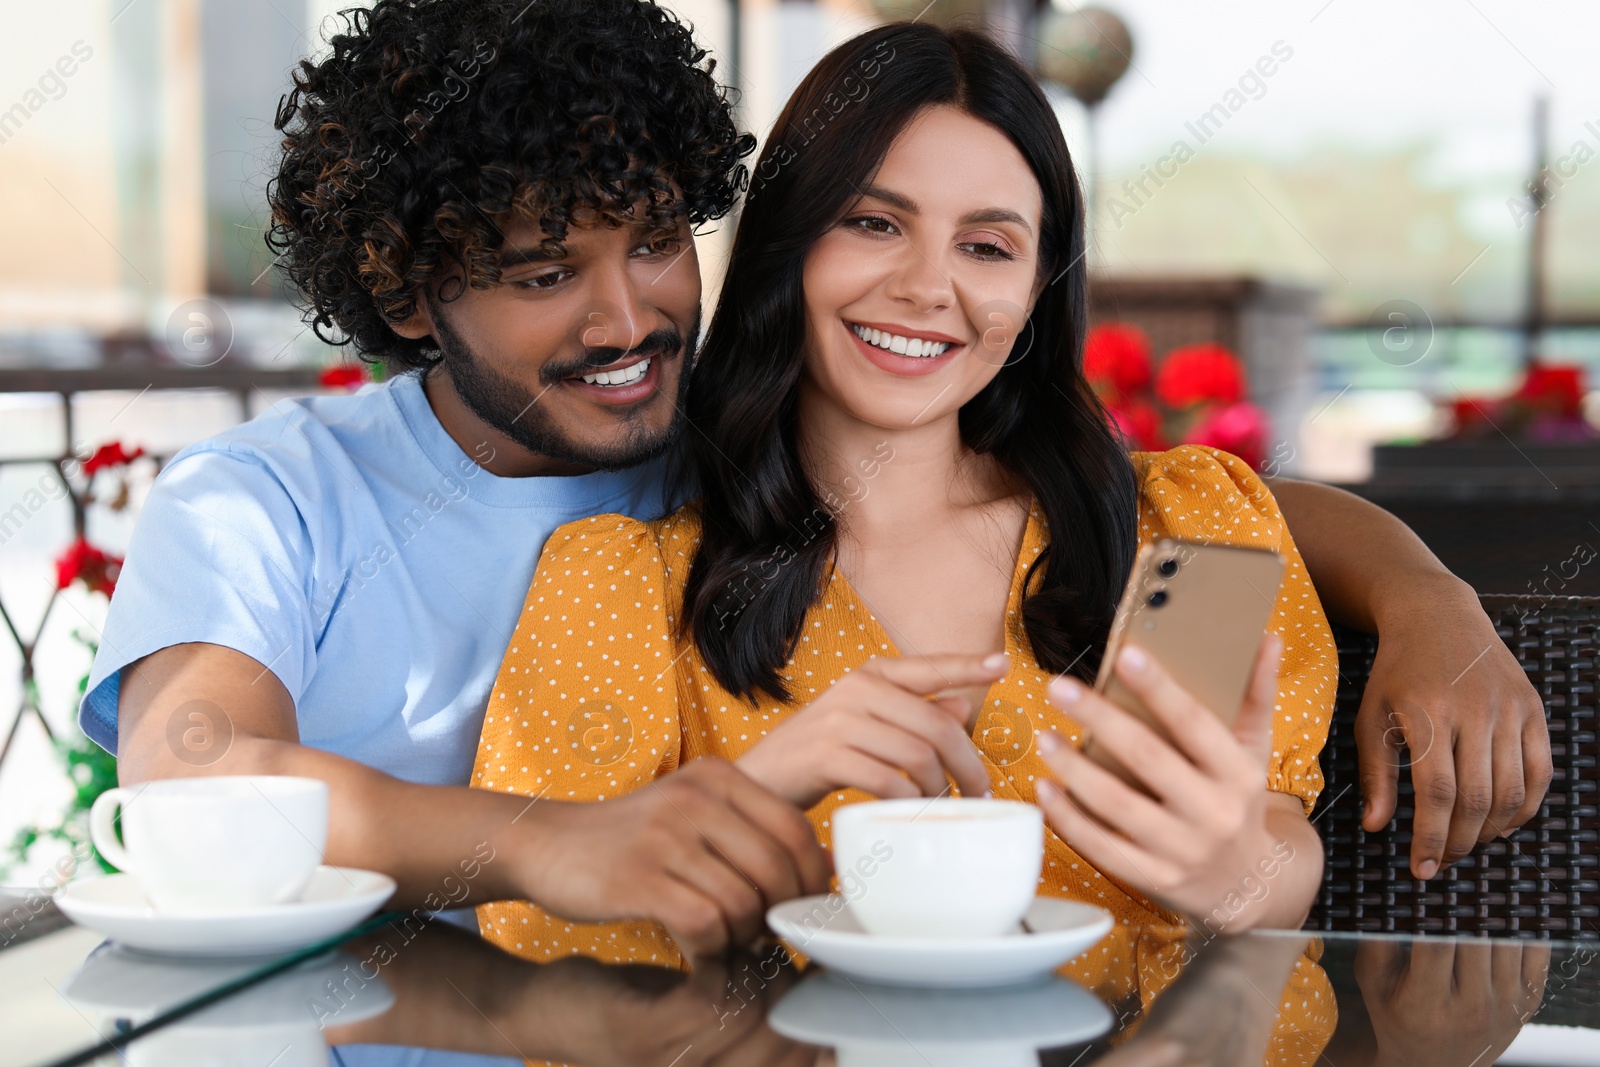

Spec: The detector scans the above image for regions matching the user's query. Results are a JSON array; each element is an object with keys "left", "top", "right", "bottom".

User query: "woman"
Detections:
[{"left": 471, "top": 22, "right": 1332, "bottom": 962}]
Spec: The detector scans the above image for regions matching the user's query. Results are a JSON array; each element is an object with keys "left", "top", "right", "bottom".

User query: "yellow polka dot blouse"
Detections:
[{"left": 473, "top": 444, "right": 1337, "bottom": 966}]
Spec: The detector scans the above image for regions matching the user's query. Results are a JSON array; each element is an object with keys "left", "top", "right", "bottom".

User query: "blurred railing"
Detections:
[{"left": 0, "top": 365, "right": 323, "bottom": 772}]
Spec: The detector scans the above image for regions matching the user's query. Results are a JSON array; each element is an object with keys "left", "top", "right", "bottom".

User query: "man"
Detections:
[{"left": 84, "top": 0, "right": 1547, "bottom": 954}]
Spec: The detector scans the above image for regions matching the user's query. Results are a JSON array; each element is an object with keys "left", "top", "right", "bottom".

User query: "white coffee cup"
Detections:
[
  {"left": 831, "top": 797, "right": 1043, "bottom": 938},
  {"left": 89, "top": 776, "right": 328, "bottom": 912}
]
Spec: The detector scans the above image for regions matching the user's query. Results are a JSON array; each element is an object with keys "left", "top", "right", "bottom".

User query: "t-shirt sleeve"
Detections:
[
  {"left": 77, "top": 447, "right": 318, "bottom": 755},
  {"left": 472, "top": 514, "right": 682, "bottom": 803},
  {"left": 1133, "top": 445, "right": 1337, "bottom": 815}
]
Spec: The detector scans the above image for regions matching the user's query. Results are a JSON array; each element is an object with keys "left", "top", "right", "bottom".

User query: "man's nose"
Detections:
[{"left": 581, "top": 273, "right": 654, "bottom": 352}]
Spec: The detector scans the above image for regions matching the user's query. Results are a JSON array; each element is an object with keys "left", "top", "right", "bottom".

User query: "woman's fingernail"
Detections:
[
  {"left": 1037, "top": 730, "right": 1062, "bottom": 754},
  {"left": 1418, "top": 859, "right": 1439, "bottom": 880},
  {"left": 983, "top": 652, "right": 1009, "bottom": 671},
  {"left": 1119, "top": 645, "right": 1147, "bottom": 672},
  {"left": 1048, "top": 677, "right": 1082, "bottom": 704}
]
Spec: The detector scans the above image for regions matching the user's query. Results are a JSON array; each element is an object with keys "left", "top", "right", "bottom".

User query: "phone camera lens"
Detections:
[
  {"left": 1147, "top": 590, "right": 1168, "bottom": 608},
  {"left": 1157, "top": 558, "right": 1179, "bottom": 579}
]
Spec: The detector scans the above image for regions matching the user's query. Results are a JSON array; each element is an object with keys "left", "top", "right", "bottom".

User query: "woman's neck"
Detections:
[{"left": 796, "top": 381, "right": 1018, "bottom": 541}]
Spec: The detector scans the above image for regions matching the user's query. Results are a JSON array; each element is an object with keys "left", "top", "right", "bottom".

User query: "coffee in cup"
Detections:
[
  {"left": 831, "top": 797, "right": 1043, "bottom": 938},
  {"left": 89, "top": 776, "right": 328, "bottom": 912}
]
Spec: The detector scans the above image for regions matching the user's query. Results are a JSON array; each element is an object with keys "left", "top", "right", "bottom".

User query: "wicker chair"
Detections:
[{"left": 1307, "top": 595, "right": 1599, "bottom": 940}]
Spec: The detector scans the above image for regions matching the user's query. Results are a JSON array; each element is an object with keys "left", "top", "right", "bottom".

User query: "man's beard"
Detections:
[{"left": 430, "top": 298, "right": 697, "bottom": 472}]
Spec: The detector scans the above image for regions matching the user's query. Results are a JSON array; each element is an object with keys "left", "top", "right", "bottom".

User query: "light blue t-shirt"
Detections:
[{"left": 79, "top": 370, "right": 673, "bottom": 786}]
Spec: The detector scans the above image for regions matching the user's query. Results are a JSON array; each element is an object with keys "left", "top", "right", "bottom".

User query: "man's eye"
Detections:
[
  {"left": 519, "top": 269, "right": 572, "bottom": 290},
  {"left": 634, "top": 237, "right": 681, "bottom": 257}
]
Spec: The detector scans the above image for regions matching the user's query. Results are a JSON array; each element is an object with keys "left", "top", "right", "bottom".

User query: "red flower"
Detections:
[
  {"left": 1106, "top": 398, "right": 1166, "bottom": 451},
  {"left": 319, "top": 364, "right": 370, "bottom": 390},
  {"left": 81, "top": 441, "right": 146, "bottom": 477},
  {"left": 1155, "top": 343, "right": 1246, "bottom": 408},
  {"left": 1084, "top": 323, "right": 1152, "bottom": 398},
  {"left": 1512, "top": 362, "right": 1585, "bottom": 418},
  {"left": 54, "top": 538, "right": 122, "bottom": 598},
  {"left": 1184, "top": 401, "right": 1269, "bottom": 470},
  {"left": 1451, "top": 396, "right": 1499, "bottom": 431}
]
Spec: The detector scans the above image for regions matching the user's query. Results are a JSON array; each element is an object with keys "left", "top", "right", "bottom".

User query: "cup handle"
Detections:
[{"left": 89, "top": 787, "right": 137, "bottom": 873}]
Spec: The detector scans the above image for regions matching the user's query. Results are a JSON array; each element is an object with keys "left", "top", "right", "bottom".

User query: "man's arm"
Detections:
[
  {"left": 1264, "top": 476, "right": 1460, "bottom": 632},
  {"left": 1266, "top": 477, "right": 1552, "bottom": 879},
  {"left": 116, "top": 641, "right": 830, "bottom": 955}
]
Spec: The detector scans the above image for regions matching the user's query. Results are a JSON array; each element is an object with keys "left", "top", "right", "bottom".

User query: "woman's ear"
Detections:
[{"left": 1027, "top": 267, "right": 1050, "bottom": 312}]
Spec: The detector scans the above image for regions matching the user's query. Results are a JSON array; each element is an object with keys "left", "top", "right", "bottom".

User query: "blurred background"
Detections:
[{"left": 0, "top": 0, "right": 1595, "bottom": 883}]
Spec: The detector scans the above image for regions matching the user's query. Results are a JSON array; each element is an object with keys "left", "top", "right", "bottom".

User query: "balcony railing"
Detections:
[{"left": 0, "top": 364, "right": 324, "bottom": 773}]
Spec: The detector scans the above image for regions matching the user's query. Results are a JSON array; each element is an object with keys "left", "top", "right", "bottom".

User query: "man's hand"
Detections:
[
  {"left": 117, "top": 643, "right": 828, "bottom": 953},
  {"left": 520, "top": 759, "right": 831, "bottom": 957},
  {"left": 1265, "top": 477, "right": 1554, "bottom": 881},
  {"left": 1357, "top": 576, "right": 1552, "bottom": 879}
]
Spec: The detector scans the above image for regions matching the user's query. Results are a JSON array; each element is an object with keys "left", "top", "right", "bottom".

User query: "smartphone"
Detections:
[{"left": 1082, "top": 538, "right": 1285, "bottom": 788}]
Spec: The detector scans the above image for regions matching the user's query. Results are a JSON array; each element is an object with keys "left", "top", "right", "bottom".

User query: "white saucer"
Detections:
[
  {"left": 766, "top": 895, "right": 1113, "bottom": 988},
  {"left": 769, "top": 971, "right": 1112, "bottom": 1065},
  {"left": 54, "top": 866, "right": 396, "bottom": 957}
]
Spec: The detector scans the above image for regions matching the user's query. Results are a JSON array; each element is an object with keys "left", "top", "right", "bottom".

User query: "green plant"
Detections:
[
  {"left": 2, "top": 440, "right": 147, "bottom": 882},
  {"left": 4, "top": 631, "right": 119, "bottom": 879}
]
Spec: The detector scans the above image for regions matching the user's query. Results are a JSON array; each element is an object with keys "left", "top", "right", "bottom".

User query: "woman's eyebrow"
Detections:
[
  {"left": 959, "top": 207, "right": 1032, "bottom": 235},
  {"left": 858, "top": 185, "right": 1033, "bottom": 235}
]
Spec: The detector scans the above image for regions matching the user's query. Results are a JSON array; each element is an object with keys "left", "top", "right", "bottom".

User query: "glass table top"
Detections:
[{"left": 3, "top": 897, "right": 1597, "bottom": 1067}]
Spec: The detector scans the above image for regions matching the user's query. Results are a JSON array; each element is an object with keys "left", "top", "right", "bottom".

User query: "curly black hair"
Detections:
[{"left": 266, "top": 0, "right": 753, "bottom": 370}]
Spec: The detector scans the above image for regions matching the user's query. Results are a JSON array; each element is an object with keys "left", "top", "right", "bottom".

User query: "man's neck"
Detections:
[{"left": 420, "top": 366, "right": 594, "bottom": 478}]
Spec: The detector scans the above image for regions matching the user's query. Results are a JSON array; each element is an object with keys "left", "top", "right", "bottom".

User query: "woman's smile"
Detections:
[{"left": 842, "top": 317, "right": 964, "bottom": 377}]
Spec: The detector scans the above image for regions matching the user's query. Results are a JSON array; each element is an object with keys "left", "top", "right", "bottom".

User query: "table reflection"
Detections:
[
  {"left": 59, "top": 942, "right": 393, "bottom": 1066},
  {"left": 37, "top": 917, "right": 1594, "bottom": 1067},
  {"left": 1327, "top": 938, "right": 1558, "bottom": 1067}
]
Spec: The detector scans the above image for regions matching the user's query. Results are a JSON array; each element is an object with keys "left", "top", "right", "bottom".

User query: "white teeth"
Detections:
[
  {"left": 580, "top": 357, "right": 651, "bottom": 386},
  {"left": 850, "top": 324, "right": 950, "bottom": 358}
]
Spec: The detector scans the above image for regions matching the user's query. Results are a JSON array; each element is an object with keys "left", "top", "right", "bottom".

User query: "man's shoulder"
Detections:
[{"left": 159, "top": 374, "right": 417, "bottom": 488}]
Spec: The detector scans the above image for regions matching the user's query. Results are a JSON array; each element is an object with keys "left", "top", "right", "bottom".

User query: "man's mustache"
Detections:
[{"left": 543, "top": 326, "right": 684, "bottom": 383}]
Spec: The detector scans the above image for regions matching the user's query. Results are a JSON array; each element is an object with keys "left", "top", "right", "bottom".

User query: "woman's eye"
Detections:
[
  {"left": 844, "top": 215, "right": 897, "bottom": 236},
  {"left": 960, "top": 241, "right": 1015, "bottom": 261}
]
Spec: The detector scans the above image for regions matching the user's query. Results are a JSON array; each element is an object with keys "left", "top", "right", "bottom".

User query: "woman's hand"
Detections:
[
  {"left": 1358, "top": 574, "right": 1551, "bottom": 879},
  {"left": 1034, "top": 634, "right": 1322, "bottom": 931},
  {"left": 736, "top": 653, "right": 1006, "bottom": 808}
]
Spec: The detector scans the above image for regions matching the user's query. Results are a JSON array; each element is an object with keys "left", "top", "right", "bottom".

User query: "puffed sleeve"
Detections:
[
  {"left": 472, "top": 513, "right": 682, "bottom": 804},
  {"left": 1131, "top": 445, "right": 1337, "bottom": 815}
]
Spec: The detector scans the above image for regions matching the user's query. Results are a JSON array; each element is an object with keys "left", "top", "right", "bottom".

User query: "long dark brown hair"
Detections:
[{"left": 674, "top": 21, "right": 1139, "bottom": 702}]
